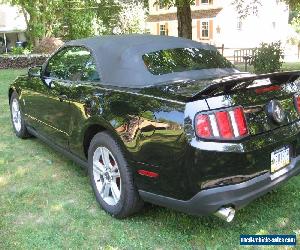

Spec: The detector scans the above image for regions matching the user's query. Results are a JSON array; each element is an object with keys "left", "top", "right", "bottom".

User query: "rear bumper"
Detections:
[{"left": 139, "top": 155, "right": 300, "bottom": 216}]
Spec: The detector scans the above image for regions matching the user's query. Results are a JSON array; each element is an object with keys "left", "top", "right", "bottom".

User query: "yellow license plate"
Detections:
[{"left": 271, "top": 146, "right": 290, "bottom": 173}]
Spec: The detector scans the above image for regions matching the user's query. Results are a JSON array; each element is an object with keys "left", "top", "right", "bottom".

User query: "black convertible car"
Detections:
[{"left": 8, "top": 35, "right": 300, "bottom": 222}]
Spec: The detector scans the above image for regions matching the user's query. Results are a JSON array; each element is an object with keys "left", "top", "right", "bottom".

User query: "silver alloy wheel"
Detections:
[
  {"left": 11, "top": 98, "right": 22, "bottom": 132},
  {"left": 93, "top": 146, "right": 121, "bottom": 206}
]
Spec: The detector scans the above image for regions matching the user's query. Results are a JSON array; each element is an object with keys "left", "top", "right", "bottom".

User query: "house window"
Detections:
[
  {"left": 201, "top": 21, "right": 209, "bottom": 38},
  {"left": 201, "top": 0, "right": 209, "bottom": 4},
  {"left": 160, "top": 25, "right": 167, "bottom": 36},
  {"left": 160, "top": 25, "right": 165, "bottom": 35},
  {"left": 272, "top": 21, "right": 276, "bottom": 29}
]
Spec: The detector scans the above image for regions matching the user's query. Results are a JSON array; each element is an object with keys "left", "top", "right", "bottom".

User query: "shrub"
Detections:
[
  {"left": 34, "top": 37, "right": 64, "bottom": 54},
  {"left": 11, "top": 47, "right": 24, "bottom": 55},
  {"left": 22, "top": 48, "right": 32, "bottom": 55},
  {"left": 251, "top": 42, "right": 283, "bottom": 74},
  {"left": 11, "top": 47, "right": 32, "bottom": 55}
]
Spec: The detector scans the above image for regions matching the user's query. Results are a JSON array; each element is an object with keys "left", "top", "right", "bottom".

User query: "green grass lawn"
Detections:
[{"left": 1, "top": 69, "right": 300, "bottom": 249}]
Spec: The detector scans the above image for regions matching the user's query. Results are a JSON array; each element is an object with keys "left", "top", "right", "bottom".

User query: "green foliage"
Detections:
[
  {"left": 291, "top": 13, "right": 300, "bottom": 32},
  {"left": 8, "top": 0, "right": 121, "bottom": 45},
  {"left": 285, "top": 0, "right": 300, "bottom": 11},
  {"left": 56, "top": 0, "right": 121, "bottom": 40},
  {"left": 251, "top": 42, "right": 283, "bottom": 74},
  {"left": 11, "top": 47, "right": 32, "bottom": 55},
  {"left": 154, "top": 0, "right": 194, "bottom": 8},
  {"left": 11, "top": 47, "right": 24, "bottom": 55},
  {"left": 114, "top": 1, "right": 146, "bottom": 35},
  {"left": 287, "top": 1, "right": 300, "bottom": 45}
]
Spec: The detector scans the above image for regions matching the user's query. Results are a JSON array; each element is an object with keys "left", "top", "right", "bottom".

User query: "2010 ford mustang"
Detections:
[{"left": 8, "top": 35, "right": 300, "bottom": 222}]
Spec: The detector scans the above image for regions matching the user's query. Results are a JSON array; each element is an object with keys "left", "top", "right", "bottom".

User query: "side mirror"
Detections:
[{"left": 28, "top": 66, "right": 42, "bottom": 77}]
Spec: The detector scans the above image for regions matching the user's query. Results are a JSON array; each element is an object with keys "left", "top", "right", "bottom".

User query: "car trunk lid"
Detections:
[
  {"left": 198, "top": 72, "right": 300, "bottom": 136},
  {"left": 142, "top": 71, "right": 300, "bottom": 137}
]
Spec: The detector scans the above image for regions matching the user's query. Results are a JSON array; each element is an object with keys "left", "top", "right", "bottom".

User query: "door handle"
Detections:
[{"left": 59, "top": 94, "right": 68, "bottom": 102}]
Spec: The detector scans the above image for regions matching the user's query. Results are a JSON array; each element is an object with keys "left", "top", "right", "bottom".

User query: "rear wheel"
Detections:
[
  {"left": 88, "top": 132, "right": 143, "bottom": 218},
  {"left": 10, "top": 91, "right": 31, "bottom": 138}
]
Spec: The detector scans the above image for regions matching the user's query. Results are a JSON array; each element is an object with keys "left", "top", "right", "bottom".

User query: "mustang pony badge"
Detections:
[{"left": 267, "top": 100, "right": 285, "bottom": 124}]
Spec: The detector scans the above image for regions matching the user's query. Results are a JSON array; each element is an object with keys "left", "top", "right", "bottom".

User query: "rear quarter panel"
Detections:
[{"left": 67, "top": 83, "right": 193, "bottom": 198}]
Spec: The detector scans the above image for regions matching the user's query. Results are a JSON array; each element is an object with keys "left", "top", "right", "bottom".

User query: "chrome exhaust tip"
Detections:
[{"left": 214, "top": 207, "right": 235, "bottom": 223}]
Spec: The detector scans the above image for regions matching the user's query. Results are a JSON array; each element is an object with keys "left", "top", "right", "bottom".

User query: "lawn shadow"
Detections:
[{"left": 25, "top": 133, "right": 300, "bottom": 235}]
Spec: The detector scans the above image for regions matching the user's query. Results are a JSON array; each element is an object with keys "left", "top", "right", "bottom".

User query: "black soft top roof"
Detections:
[{"left": 65, "top": 35, "right": 236, "bottom": 87}]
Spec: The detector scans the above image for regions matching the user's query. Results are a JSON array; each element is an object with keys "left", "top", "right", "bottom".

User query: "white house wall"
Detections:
[
  {"left": 214, "top": 0, "right": 289, "bottom": 48},
  {"left": 0, "top": 4, "right": 27, "bottom": 32},
  {"left": 147, "top": 0, "right": 290, "bottom": 49}
]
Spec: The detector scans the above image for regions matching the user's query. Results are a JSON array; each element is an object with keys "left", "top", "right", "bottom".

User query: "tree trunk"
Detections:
[{"left": 176, "top": 0, "right": 192, "bottom": 39}]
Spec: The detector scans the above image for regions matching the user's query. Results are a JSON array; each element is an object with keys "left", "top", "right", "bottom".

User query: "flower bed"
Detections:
[{"left": 0, "top": 54, "right": 49, "bottom": 69}]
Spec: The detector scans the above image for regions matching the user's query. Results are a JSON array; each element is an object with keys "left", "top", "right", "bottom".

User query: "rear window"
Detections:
[{"left": 142, "top": 48, "right": 233, "bottom": 75}]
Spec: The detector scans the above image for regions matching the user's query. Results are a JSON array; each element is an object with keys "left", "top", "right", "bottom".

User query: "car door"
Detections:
[{"left": 24, "top": 46, "right": 95, "bottom": 148}]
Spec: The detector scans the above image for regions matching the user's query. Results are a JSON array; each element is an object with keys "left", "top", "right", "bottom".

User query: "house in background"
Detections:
[
  {"left": 146, "top": 0, "right": 290, "bottom": 49},
  {"left": 0, "top": 4, "right": 27, "bottom": 53}
]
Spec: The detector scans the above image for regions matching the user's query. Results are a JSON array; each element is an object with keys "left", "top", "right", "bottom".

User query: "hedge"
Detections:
[{"left": 0, "top": 54, "right": 49, "bottom": 69}]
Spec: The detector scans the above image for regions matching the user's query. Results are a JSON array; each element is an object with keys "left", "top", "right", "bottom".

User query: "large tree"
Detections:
[
  {"left": 114, "top": 1, "right": 147, "bottom": 34},
  {"left": 156, "top": 0, "right": 194, "bottom": 39},
  {"left": 7, "top": 0, "right": 121, "bottom": 46},
  {"left": 176, "top": 0, "right": 193, "bottom": 39},
  {"left": 57, "top": 0, "right": 121, "bottom": 40}
]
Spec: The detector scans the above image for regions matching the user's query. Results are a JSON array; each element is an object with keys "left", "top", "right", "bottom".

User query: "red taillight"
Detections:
[
  {"left": 195, "top": 107, "right": 248, "bottom": 140},
  {"left": 195, "top": 114, "right": 211, "bottom": 138},
  {"left": 233, "top": 107, "right": 248, "bottom": 136},
  {"left": 294, "top": 94, "right": 300, "bottom": 113},
  {"left": 215, "top": 111, "right": 233, "bottom": 139}
]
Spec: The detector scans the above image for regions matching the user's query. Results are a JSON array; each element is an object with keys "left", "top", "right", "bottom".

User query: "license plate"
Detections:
[{"left": 271, "top": 146, "right": 290, "bottom": 173}]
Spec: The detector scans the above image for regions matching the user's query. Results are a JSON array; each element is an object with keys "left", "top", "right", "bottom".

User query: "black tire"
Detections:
[
  {"left": 88, "top": 131, "right": 143, "bottom": 218},
  {"left": 10, "top": 91, "right": 31, "bottom": 139}
]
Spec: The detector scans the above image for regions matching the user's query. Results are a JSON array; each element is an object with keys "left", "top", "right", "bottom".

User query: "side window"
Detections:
[
  {"left": 44, "top": 49, "right": 67, "bottom": 79},
  {"left": 44, "top": 47, "right": 100, "bottom": 82}
]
